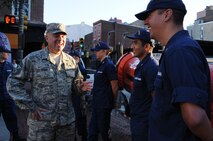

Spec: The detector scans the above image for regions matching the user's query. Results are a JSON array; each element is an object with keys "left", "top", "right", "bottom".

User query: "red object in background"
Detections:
[
  {"left": 4, "top": 15, "right": 16, "bottom": 24},
  {"left": 117, "top": 52, "right": 139, "bottom": 93}
]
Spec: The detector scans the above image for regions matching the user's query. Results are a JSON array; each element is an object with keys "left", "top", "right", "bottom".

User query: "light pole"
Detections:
[
  {"left": 17, "top": 0, "right": 25, "bottom": 64},
  {"left": 200, "top": 26, "right": 204, "bottom": 40},
  {"left": 107, "top": 30, "right": 115, "bottom": 46},
  {"left": 121, "top": 32, "right": 128, "bottom": 56}
]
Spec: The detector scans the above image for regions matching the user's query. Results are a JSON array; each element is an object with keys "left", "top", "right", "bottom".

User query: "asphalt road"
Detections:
[
  {"left": 0, "top": 110, "right": 131, "bottom": 141},
  {"left": 110, "top": 110, "right": 131, "bottom": 141},
  {"left": 0, "top": 116, "right": 10, "bottom": 141}
]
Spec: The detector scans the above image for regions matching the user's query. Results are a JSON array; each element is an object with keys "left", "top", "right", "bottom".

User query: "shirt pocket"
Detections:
[
  {"left": 6, "top": 69, "right": 12, "bottom": 77},
  {"left": 133, "top": 77, "right": 144, "bottom": 88},
  {"left": 35, "top": 67, "right": 55, "bottom": 80},
  {"left": 66, "top": 69, "right": 76, "bottom": 83},
  {"left": 66, "top": 69, "right": 76, "bottom": 77},
  {"left": 154, "top": 75, "right": 163, "bottom": 89}
]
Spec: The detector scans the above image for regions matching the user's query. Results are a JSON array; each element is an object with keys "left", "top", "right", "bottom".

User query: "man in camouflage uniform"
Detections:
[{"left": 6, "top": 23, "right": 91, "bottom": 141}]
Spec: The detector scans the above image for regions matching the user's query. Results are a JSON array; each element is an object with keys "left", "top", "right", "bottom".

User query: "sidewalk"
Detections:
[{"left": 0, "top": 116, "right": 10, "bottom": 141}]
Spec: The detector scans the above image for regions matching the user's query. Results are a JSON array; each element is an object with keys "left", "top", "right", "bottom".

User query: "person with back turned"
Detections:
[{"left": 70, "top": 49, "right": 88, "bottom": 141}]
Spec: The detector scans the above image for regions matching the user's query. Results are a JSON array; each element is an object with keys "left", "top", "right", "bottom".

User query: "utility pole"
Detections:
[
  {"left": 121, "top": 32, "right": 128, "bottom": 56},
  {"left": 17, "top": 0, "right": 24, "bottom": 64},
  {"left": 107, "top": 30, "right": 115, "bottom": 46}
]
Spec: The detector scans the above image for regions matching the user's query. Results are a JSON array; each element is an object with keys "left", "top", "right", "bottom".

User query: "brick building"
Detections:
[{"left": 84, "top": 19, "right": 142, "bottom": 63}]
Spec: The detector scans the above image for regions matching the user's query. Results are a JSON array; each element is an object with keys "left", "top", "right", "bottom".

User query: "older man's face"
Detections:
[{"left": 45, "top": 32, "right": 67, "bottom": 55}]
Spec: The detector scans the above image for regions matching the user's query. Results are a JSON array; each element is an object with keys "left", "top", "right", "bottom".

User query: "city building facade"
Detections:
[
  {"left": 187, "top": 6, "right": 213, "bottom": 41},
  {"left": 84, "top": 19, "right": 142, "bottom": 63}
]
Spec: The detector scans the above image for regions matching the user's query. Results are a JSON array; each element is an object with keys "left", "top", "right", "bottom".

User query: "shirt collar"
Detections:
[
  {"left": 137, "top": 53, "right": 151, "bottom": 68},
  {"left": 41, "top": 47, "right": 70, "bottom": 65},
  {"left": 166, "top": 30, "right": 189, "bottom": 49}
]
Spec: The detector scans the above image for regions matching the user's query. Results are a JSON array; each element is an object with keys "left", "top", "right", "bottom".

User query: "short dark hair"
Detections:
[
  {"left": 157, "top": 9, "right": 185, "bottom": 25},
  {"left": 172, "top": 9, "right": 185, "bottom": 25},
  {"left": 140, "top": 39, "right": 154, "bottom": 48}
]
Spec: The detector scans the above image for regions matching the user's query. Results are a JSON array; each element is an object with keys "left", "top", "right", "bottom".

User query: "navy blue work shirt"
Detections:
[
  {"left": 130, "top": 53, "right": 158, "bottom": 118},
  {"left": 129, "top": 53, "right": 158, "bottom": 137},
  {"left": 91, "top": 57, "right": 117, "bottom": 109},
  {"left": 0, "top": 61, "right": 13, "bottom": 100},
  {"left": 149, "top": 30, "right": 211, "bottom": 141}
]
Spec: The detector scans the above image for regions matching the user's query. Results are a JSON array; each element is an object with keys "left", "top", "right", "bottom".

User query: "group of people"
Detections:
[{"left": 1, "top": 0, "right": 213, "bottom": 141}]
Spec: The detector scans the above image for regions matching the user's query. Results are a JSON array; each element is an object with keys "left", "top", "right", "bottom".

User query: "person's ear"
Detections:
[
  {"left": 144, "top": 43, "right": 151, "bottom": 52},
  {"left": 164, "top": 9, "right": 173, "bottom": 22}
]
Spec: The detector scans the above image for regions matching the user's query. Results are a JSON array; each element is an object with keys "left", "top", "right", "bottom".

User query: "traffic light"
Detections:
[
  {"left": 24, "top": 15, "right": 28, "bottom": 30},
  {"left": 4, "top": 15, "right": 17, "bottom": 25},
  {"left": 79, "top": 38, "right": 84, "bottom": 48}
]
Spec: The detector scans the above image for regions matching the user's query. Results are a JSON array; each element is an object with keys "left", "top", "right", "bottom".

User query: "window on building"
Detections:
[{"left": 12, "top": 0, "right": 31, "bottom": 19}]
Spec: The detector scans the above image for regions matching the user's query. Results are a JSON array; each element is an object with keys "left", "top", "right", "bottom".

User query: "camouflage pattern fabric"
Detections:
[
  {"left": 6, "top": 47, "right": 83, "bottom": 140},
  {"left": 27, "top": 119, "right": 75, "bottom": 141}
]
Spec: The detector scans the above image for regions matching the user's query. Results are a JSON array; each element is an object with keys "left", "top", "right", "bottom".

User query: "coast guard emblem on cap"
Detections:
[{"left": 138, "top": 30, "right": 141, "bottom": 35}]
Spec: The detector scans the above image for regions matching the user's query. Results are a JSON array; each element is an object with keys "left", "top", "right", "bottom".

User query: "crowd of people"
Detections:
[{"left": 1, "top": 0, "right": 213, "bottom": 141}]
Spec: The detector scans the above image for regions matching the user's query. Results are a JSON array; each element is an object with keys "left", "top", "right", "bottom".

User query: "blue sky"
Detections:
[{"left": 44, "top": 0, "right": 213, "bottom": 28}]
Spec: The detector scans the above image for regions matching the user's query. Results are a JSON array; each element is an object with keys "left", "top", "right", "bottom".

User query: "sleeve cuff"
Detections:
[{"left": 172, "top": 86, "right": 209, "bottom": 109}]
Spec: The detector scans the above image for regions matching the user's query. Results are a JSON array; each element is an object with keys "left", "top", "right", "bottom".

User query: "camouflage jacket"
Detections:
[{"left": 6, "top": 47, "right": 83, "bottom": 125}]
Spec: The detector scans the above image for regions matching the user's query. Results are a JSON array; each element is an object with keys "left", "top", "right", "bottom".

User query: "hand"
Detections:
[
  {"left": 31, "top": 108, "right": 49, "bottom": 120},
  {"left": 80, "top": 81, "right": 93, "bottom": 92}
]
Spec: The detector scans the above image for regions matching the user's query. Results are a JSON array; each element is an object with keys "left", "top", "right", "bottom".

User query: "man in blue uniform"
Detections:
[
  {"left": 0, "top": 32, "right": 24, "bottom": 141},
  {"left": 135, "top": 0, "right": 213, "bottom": 141},
  {"left": 126, "top": 29, "right": 158, "bottom": 141},
  {"left": 88, "top": 41, "right": 118, "bottom": 141}
]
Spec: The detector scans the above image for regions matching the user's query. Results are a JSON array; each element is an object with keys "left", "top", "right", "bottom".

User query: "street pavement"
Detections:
[
  {"left": 0, "top": 110, "right": 131, "bottom": 141},
  {"left": 0, "top": 116, "right": 10, "bottom": 141},
  {"left": 110, "top": 110, "right": 131, "bottom": 141}
]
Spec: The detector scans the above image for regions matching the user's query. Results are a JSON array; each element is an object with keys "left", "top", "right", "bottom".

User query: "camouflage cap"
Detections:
[
  {"left": 0, "top": 32, "right": 12, "bottom": 53},
  {"left": 45, "top": 23, "right": 67, "bottom": 35}
]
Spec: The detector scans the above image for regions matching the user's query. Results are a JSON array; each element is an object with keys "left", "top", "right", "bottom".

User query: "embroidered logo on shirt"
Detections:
[
  {"left": 7, "top": 70, "right": 12, "bottom": 72},
  {"left": 157, "top": 71, "right": 162, "bottom": 76},
  {"left": 134, "top": 77, "right": 141, "bottom": 81},
  {"left": 97, "top": 71, "right": 103, "bottom": 74}
]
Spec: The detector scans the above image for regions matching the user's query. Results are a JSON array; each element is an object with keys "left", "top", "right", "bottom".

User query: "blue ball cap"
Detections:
[
  {"left": 135, "top": 0, "right": 187, "bottom": 20},
  {"left": 91, "top": 41, "right": 109, "bottom": 51},
  {"left": 0, "top": 32, "right": 12, "bottom": 53},
  {"left": 70, "top": 49, "right": 80, "bottom": 58},
  {"left": 126, "top": 29, "right": 151, "bottom": 43}
]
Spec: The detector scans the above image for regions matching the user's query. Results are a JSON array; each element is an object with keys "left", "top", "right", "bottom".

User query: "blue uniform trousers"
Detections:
[
  {"left": 88, "top": 108, "right": 112, "bottom": 141},
  {"left": 0, "top": 98, "right": 18, "bottom": 133},
  {"left": 130, "top": 118, "right": 149, "bottom": 141}
]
